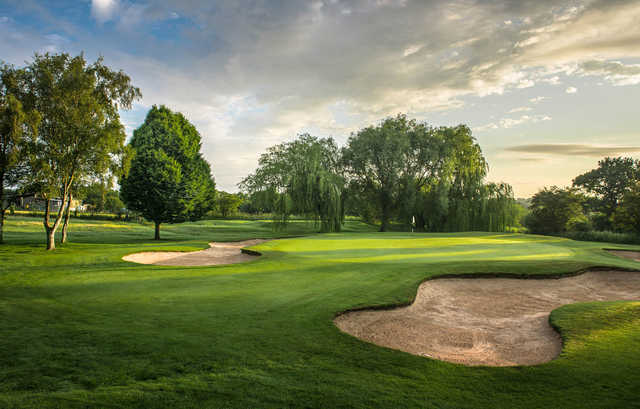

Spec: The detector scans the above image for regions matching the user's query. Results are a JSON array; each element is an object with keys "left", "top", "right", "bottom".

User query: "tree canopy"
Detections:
[
  {"left": 10, "top": 53, "right": 140, "bottom": 249},
  {"left": 341, "top": 115, "right": 514, "bottom": 232},
  {"left": 613, "top": 182, "right": 640, "bottom": 234},
  {"left": 573, "top": 157, "right": 640, "bottom": 221},
  {"left": 240, "top": 116, "right": 518, "bottom": 234},
  {"left": 80, "top": 182, "right": 124, "bottom": 214},
  {"left": 343, "top": 115, "right": 446, "bottom": 231},
  {"left": 240, "top": 134, "right": 344, "bottom": 232},
  {"left": 524, "top": 187, "right": 585, "bottom": 235},
  {"left": 120, "top": 105, "right": 216, "bottom": 239},
  {"left": 215, "top": 191, "right": 244, "bottom": 217},
  {"left": 0, "top": 63, "right": 40, "bottom": 243}
]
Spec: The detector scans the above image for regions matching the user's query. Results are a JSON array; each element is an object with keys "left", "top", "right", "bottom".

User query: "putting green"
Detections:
[{"left": 1, "top": 217, "right": 640, "bottom": 408}]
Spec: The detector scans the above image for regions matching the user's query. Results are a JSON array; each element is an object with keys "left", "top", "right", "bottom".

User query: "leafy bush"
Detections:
[
  {"left": 564, "top": 230, "right": 640, "bottom": 245},
  {"left": 612, "top": 182, "right": 640, "bottom": 234},
  {"left": 567, "top": 215, "right": 592, "bottom": 232},
  {"left": 589, "top": 212, "right": 611, "bottom": 231},
  {"left": 524, "top": 187, "right": 585, "bottom": 234}
]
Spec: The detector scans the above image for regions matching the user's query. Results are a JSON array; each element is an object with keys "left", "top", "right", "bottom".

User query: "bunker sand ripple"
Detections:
[{"left": 335, "top": 270, "right": 640, "bottom": 366}]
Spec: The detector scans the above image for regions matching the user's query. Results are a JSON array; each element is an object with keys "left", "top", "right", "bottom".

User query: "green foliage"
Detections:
[
  {"left": 525, "top": 186, "right": 585, "bottom": 234},
  {"left": 120, "top": 106, "right": 216, "bottom": 239},
  {"left": 573, "top": 157, "right": 640, "bottom": 222},
  {"left": 240, "top": 134, "right": 344, "bottom": 232},
  {"left": 120, "top": 149, "right": 185, "bottom": 230},
  {"left": 526, "top": 157, "right": 640, "bottom": 237},
  {"left": 80, "top": 182, "right": 123, "bottom": 214},
  {"left": 343, "top": 115, "right": 452, "bottom": 231},
  {"left": 588, "top": 212, "right": 611, "bottom": 231},
  {"left": 214, "top": 191, "right": 244, "bottom": 217},
  {"left": 564, "top": 230, "right": 640, "bottom": 245},
  {"left": 104, "top": 191, "right": 125, "bottom": 215},
  {"left": 13, "top": 52, "right": 140, "bottom": 249},
  {"left": 566, "top": 214, "right": 592, "bottom": 232},
  {"left": 80, "top": 183, "right": 105, "bottom": 211},
  {"left": 613, "top": 182, "right": 640, "bottom": 234},
  {"left": 343, "top": 115, "right": 516, "bottom": 233},
  {"left": 0, "top": 63, "right": 40, "bottom": 243}
]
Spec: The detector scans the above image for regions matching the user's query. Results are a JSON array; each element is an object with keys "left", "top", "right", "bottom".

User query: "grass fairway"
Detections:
[{"left": 1, "top": 216, "right": 639, "bottom": 408}]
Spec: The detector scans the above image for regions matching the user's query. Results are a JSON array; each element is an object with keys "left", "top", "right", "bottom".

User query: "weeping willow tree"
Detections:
[
  {"left": 479, "top": 182, "right": 518, "bottom": 231},
  {"left": 406, "top": 124, "right": 517, "bottom": 232},
  {"left": 441, "top": 125, "right": 489, "bottom": 231},
  {"left": 239, "top": 134, "right": 345, "bottom": 232},
  {"left": 343, "top": 115, "right": 453, "bottom": 232}
]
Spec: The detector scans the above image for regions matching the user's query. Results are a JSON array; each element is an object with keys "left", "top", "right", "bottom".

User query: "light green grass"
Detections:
[{"left": 1, "top": 216, "right": 639, "bottom": 408}]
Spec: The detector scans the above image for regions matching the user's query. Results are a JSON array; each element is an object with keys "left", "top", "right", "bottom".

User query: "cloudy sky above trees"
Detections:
[{"left": 1, "top": 0, "right": 640, "bottom": 196}]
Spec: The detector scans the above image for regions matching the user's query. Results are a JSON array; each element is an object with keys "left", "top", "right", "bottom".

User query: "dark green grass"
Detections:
[{"left": 1, "top": 216, "right": 639, "bottom": 408}]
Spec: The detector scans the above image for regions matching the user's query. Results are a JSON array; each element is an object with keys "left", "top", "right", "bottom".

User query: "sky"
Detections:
[{"left": 1, "top": 0, "right": 640, "bottom": 197}]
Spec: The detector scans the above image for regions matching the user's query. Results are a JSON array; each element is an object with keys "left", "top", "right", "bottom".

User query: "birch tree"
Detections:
[{"left": 21, "top": 53, "right": 140, "bottom": 250}]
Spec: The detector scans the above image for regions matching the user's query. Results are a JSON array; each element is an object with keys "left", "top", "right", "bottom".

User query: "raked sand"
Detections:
[
  {"left": 122, "top": 239, "right": 267, "bottom": 266},
  {"left": 335, "top": 270, "right": 640, "bottom": 366}
]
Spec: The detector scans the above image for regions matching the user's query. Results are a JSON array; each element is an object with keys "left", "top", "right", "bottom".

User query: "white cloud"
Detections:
[
  {"left": 515, "top": 1, "right": 640, "bottom": 66},
  {"left": 44, "top": 33, "right": 68, "bottom": 43},
  {"left": 500, "top": 114, "right": 551, "bottom": 128},
  {"left": 529, "top": 96, "right": 547, "bottom": 104},
  {"left": 515, "top": 36, "right": 540, "bottom": 48},
  {"left": 578, "top": 60, "right": 640, "bottom": 86},
  {"left": 508, "top": 106, "right": 532, "bottom": 113},
  {"left": 91, "top": 0, "right": 119, "bottom": 23},
  {"left": 473, "top": 122, "right": 499, "bottom": 132},
  {"left": 516, "top": 79, "right": 535, "bottom": 88},
  {"left": 565, "top": 86, "right": 577, "bottom": 93},
  {"left": 542, "top": 75, "right": 560, "bottom": 85},
  {"left": 501, "top": 116, "right": 530, "bottom": 128},
  {"left": 8, "top": 0, "right": 639, "bottom": 191},
  {"left": 403, "top": 44, "right": 423, "bottom": 57},
  {"left": 475, "top": 114, "right": 551, "bottom": 132}
]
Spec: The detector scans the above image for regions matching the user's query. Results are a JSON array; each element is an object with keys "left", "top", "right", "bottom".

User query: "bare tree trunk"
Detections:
[
  {"left": 380, "top": 201, "right": 390, "bottom": 232},
  {"left": 43, "top": 190, "right": 70, "bottom": 251},
  {"left": 0, "top": 208, "right": 5, "bottom": 244},
  {"left": 61, "top": 194, "right": 72, "bottom": 244},
  {"left": 415, "top": 213, "right": 426, "bottom": 232},
  {"left": 154, "top": 221, "right": 161, "bottom": 240},
  {"left": 0, "top": 176, "right": 5, "bottom": 244},
  {"left": 46, "top": 226, "right": 55, "bottom": 250},
  {"left": 44, "top": 199, "right": 55, "bottom": 251}
]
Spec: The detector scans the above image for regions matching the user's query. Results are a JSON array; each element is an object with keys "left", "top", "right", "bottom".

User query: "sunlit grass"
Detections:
[{"left": 1, "top": 216, "right": 639, "bottom": 408}]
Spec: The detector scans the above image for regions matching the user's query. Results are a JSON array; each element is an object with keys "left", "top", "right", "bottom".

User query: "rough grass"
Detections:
[{"left": 1, "top": 216, "right": 639, "bottom": 408}]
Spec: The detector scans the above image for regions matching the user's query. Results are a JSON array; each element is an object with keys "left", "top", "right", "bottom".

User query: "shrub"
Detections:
[
  {"left": 524, "top": 187, "right": 585, "bottom": 234},
  {"left": 567, "top": 215, "right": 592, "bottom": 232},
  {"left": 565, "top": 230, "right": 640, "bottom": 245}
]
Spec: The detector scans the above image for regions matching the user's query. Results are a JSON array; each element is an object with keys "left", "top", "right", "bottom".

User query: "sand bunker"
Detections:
[
  {"left": 335, "top": 270, "right": 640, "bottom": 366},
  {"left": 608, "top": 250, "right": 640, "bottom": 262},
  {"left": 122, "top": 239, "right": 268, "bottom": 266}
]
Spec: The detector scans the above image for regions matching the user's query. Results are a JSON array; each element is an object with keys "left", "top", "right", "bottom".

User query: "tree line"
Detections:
[
  {"left": 525, "top": 157, "right": 640, "bottom": 237},
  {"left": 2, "top": 52, "right": 521, "bottom": 248},
  {"left": 1, "top": 53, "right": 216, "bottom": 248},
  {"left": 240, "top": 115, "right": 521, "bottom": 233}
]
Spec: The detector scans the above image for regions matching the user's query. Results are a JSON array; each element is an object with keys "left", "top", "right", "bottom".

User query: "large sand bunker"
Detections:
[
  {"left": 335, "top": 270, "right": 640, "bottom": 367},
  {"left": 122, "top": 239, "right": 268, "bottom": 266}
]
